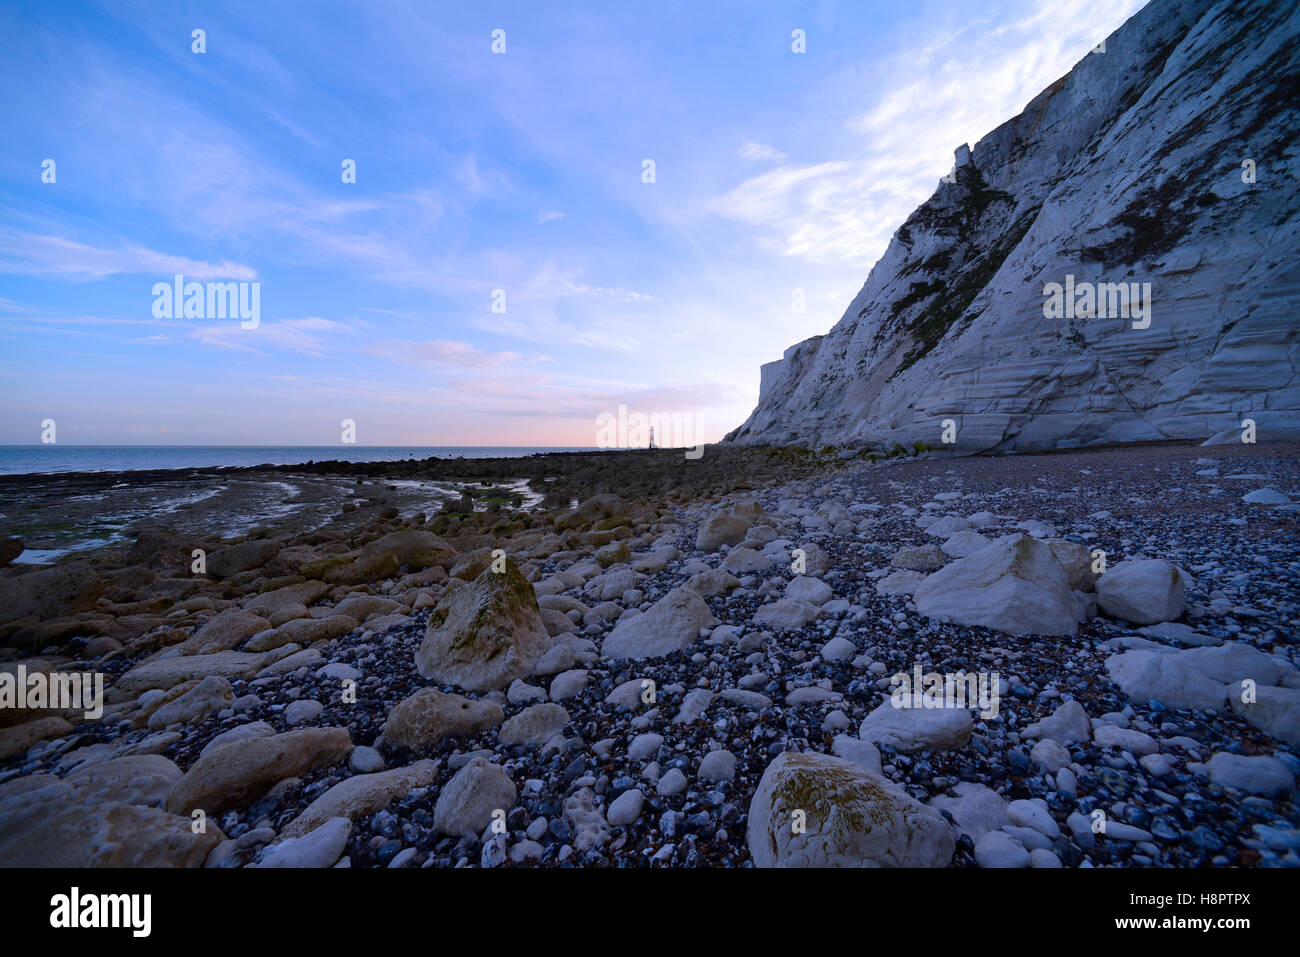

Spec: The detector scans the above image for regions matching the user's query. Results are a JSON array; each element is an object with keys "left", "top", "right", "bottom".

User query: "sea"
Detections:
[{"left": 0, "top": 446, "right": 595, "bottom": 476}]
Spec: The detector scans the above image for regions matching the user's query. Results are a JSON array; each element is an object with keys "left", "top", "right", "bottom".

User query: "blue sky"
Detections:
[{"left": 0, "top": 0, "right": 1146, "bottom": 446}]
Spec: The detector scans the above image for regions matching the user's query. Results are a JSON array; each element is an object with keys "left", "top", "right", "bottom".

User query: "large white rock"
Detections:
[
  {"left": 912, "top": 534, "right": 1081, "bottom": 636},
  {"left": 1095, "top": 559, "right": 1187, "bottom": 625},
  {"left": 1180, "top": 643, "right": 1291, "bottom": 686},
  {"left": 601, "top": 586, "right": 717, "bottom": 660},
  {"left": 1105, "top": 650, "right": 1227, "bottom": 712},
  {"left": 858, "top": 697, "right": 973, "bottom": 752},
  {"left": 746, "top": 751, "right": 955, "bottom": 867},
  {"left": 415, "top": 560, "right": 551, "bottom": 691},
  {"left": 1228, "top": 683, "right": 1300, "bottom": 746},
  {"left": 1200, "top": 752, "right": 1295, "bottom": 797}
]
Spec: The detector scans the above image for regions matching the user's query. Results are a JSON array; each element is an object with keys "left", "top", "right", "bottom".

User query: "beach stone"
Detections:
[
  {"left": 256, "top": 817, "right": 350, "bottom": 868},
  {"left": 602, "top": 586, "right": 717, "bottom": 660},
  {"left": 685, "top": 568, "right": 742, "bottom": 596},
  {"left": 746, "top": 751, "right": 955, "bottom": 867},
  {"left": 1007, "top": 799, "right": 1061, "bottom": 838},
  {"left": 722, "top": 547, "right": 774, "bottom": 574},
  {"left": 499, "top": 703, "right": 570, "bottom": 747},
  {"left": 1242, "top": 488, "right": 1291, "bottom": 505},
  {"left": 786, "top": 686, "right": 842, "bottom": 706},
  {"left": 594, "top": 541, "right": 630, "bottom": 567},
  {"left": 317, "top": 530, "right": 456, "bottom": 585},
  {"left": 929, "top": 782, "right": 1010, "bottom": 842},
  {"left": 1228, "top": 683, "right": 1300, "bottom": 746},
  {"left": 549, "top": 669, "right": 589, "bottom": 701},
  {"left": 831, "top": 736, "right": 882, "bottom": 774},
  {"left": 1046, "top": 538, "right": 1101, "bottom": 591},
  {"left": 674, "top": 688, "right": 714, "bottom": 723},
  {"left": 941, "top": 530, "right": 992, "bottom": 558},
  {"left": 281, "top": 760, "right": 439, "bottom": 838},
  {"left": 199, "top": 721, "right": 275, "bottom": 759},
  {"left": 256, "top": 647, "right": 324, "bottom": 678},
  {"left": 1095, "top": 559, "right": 1187, "bottom": 625},
  {"left": 415, "top": 559, "right": 550, "bottom": 691},
  {"left": 820, "top": 636, "right": 857, "bottom": 662},
  {"left": 1021, "top": 699, "right": 1092, "bottom": 745},
  {"left": 697, "top": 514, "right": 751, "bottom": 551},
  {"left": 507, "top": 680, "right": 548, "bottom": 705},
  {"left": 284, "top": 698, "right": 324, "bottom": 726},
  {"left": 875, "top": 569, "right": 926, "bottom": 596},
  {"left": 699, "top": 749, "right": 737, "bottom": 782},
  {"left": 207, "top": 541, "right": 280, "bottom": 579},
  {"left": 0, "top": 716, "right": 74, "bottom": 761},
  {"left": 912, "top": 534, "right": 1080, "bottom": 637},
  {"left": 0, "top": 562, "right": 104, "bottom": 626},
  {"left": 533, "top": 644, "right": 578, "bottom": 676},
  {"left": 607, "top": 787, "right": 644, "bottom": 826},
  {"left": 243, "top": 581, "right": 330, "bottom": 618},
  {"left": 384, "top": 689, "right": 503, "bottom": 750},
  {"left": 147, "top": 675, "right": 234, "bottom": 729},
  {"left": 271, "top": 615, "right": 357, "bottom": 646},
  {"left": 628, "top": 732, "right": 664, "bottom": 761},
  {"left": 1030, "top": 737, "right": 1071, "bottom": 773},
  {"left": 1093, "top": 724, "right": 1159, "bottom": 756},
  {"left": 753, "top": 598, "right": 821, "bottom": 630},
  {"left": 164, "top": 727, "right": 352, "bottom": 815},
  {"left": 112, "top": 651, "right": 267, "bottom": 699},
  {"left": 349, "top": 745, "right": 384, "bottom": 773},
  {"left": 186, "top": 608, "right": 271, "bottom": 654},
  {"left": 974, "top": 830, "right": 1031, "bottom": 868},
  {"left": 858, "top": 697, "right": 973, "bottom": 752},
  {"left": 60, "top": 754, "right": 183, "bottom": 807},
  {"left": 891, "top": 544, "right": 946, "bottom": 572},
  {"left": 434, "top": 758, "right": 515, "bottom": 837},
  {"left": 334, "top": 594, "right": 403, "bottom": 621},
  {"left": 558, "top": 493, "right": 628, "bottom": 531},
  {"left": 606, "top": 678, "right": 653, "bottom": 710},
  {"left": 1180, "top": 643, "right": 1290, "bottom": 686},
  {"left": 0, "top": 798, "right": 221, "bottom": 867},
  {"left": 785, "top": 576, "right": 833, "bottom": 605},
  {"left": 1105, "top": 651, "right": 1228, "bottom": 712},
  {"left": 657, "top": 768, "right": 687, "bottom": 796},
  {"left": 1200, "top": 752, "right": 1295, "bottom": 797}
]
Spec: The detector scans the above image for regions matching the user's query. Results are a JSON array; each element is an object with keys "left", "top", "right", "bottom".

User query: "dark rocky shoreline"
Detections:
[{"left": 1, "top": 440, "right": 1297, "bottom": 868}]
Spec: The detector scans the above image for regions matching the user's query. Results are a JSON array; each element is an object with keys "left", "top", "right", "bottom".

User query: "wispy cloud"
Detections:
[
  {"left": 366, "top": 338, "right": 527, "bottom": 370},
  {"left": 0, "top": 231, "right": 259, "bottom": 281}
]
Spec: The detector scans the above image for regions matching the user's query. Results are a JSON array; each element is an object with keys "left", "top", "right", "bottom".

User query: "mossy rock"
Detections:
[{"left": 415, "top": 558, "right": 549, "bottom": 692}]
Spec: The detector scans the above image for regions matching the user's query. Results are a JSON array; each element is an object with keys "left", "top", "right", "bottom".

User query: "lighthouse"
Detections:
[{"left": 649, "top": 426, "right": 656, "bottom": 449}]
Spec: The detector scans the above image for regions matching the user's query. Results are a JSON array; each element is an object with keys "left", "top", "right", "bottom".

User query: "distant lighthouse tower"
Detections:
[{"left": 648, "top": 426, "right": 656, "bottom": 449}]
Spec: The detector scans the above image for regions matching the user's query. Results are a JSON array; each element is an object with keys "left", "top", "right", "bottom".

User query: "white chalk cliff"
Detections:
[{"left": 727, "top": 0, "right": 1299, "bottom": 453}]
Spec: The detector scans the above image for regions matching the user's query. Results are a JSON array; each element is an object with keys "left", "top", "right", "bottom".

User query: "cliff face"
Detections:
[{"left": 727, "top": 0, "right": 1300, "bottom": 452}]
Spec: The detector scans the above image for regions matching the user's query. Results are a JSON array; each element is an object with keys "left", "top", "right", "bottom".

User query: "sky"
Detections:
[{"left": 0, "top": 0, "right": 1148, "bottom": 447}]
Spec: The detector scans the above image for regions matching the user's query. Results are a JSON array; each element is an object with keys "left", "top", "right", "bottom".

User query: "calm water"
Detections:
[{"left": 0, "top": 446, "right": 596, "bottom": 476}]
